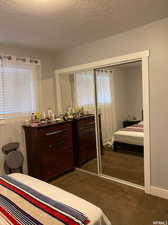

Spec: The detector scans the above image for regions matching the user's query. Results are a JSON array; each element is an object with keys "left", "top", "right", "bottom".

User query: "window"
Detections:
[
  {"left": 75, "top": 70, "right": 95, "bottom": 106},
  {"left": 0, "top": 63, "right": 38, "bottom": 119},
  {"left": 74, "top": 70, "right": 112, "bottom": 107}
]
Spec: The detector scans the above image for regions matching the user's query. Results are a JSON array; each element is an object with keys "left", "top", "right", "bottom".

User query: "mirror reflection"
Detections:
[
  {"left": 57, "top": 61, "right": 144, "bottom": 186},
  {"left": 57, "top": 71, "right": 98, "bottom": 174},
  {"left": 96, "top": 61, "right": 144, "bottom": 185}
]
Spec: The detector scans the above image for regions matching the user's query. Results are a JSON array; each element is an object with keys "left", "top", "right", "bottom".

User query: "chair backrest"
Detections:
[{"left": 2, "top": 142, "right": 19, "bottom": 154}]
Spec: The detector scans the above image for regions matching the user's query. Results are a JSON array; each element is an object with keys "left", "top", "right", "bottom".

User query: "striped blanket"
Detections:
[
  {"left": 120, "top": 124, "right": 144, "bottom": 132},
  {"left": 0, "top": 175, "right": 90, "bottom": 225}
]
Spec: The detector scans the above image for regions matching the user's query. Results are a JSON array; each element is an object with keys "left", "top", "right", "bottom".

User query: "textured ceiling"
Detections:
[{"left": 0, "top": 0, "right": 168, "bottom": 52}]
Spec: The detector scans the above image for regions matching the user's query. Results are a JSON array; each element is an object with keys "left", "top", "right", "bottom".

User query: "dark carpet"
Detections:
[
  {"left": 51, "top": 170, "right": 168, "bottom": 225},
  {"left": 81, "top": 148, "right": 144, "bottom": 186}
]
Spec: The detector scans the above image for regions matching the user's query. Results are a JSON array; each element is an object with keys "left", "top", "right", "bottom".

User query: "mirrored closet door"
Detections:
[
  {"left": 95, "top": 61, "right": 144, "bottom": 186},
  {"left": 56, "top": 60, "right": 145, "bottom": 187}
]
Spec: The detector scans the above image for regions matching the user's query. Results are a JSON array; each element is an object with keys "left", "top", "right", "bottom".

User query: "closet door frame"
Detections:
[{"left": 55, "top": 50, "right": 150, "bottom": 194}]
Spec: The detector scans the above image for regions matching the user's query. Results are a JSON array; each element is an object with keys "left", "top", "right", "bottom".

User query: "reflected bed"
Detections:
[{"left": 113, "top": 122, "right": 144, "bottom": 150}]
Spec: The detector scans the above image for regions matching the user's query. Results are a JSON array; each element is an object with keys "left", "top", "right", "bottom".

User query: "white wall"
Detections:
[
  {"left": 125, "top": 66, "right": 143, "bottom": 121},
  {"left": 113, "top": 68, "right": 128, "bottom": 130},
  {"left": 41, "top": 78, "right": 56, "bottom": 111},
  {"left": 112, "top": 65, "right": 142, "bottom": 130},
  {"left": 54, "top": 17, "right": 168, "bottom": 189}
]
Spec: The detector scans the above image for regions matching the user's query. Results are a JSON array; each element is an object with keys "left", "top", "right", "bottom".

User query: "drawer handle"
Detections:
[{"left": 45, "top": 130, "right": 65, "bottom": 136}]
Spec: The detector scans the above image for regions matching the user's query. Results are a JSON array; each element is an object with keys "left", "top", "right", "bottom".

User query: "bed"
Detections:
[
  {"left": 0, "top": 173, "right": 111, "bottom": 225},
  {"left": 113, "top": 122, "right": 144, "bottom": 151}
]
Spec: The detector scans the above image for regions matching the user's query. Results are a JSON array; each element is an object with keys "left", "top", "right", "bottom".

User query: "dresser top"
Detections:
[
  {"left": 23, "top": 120, "right": 71, "bottom": 129},
  {"left": 23, "top": 114, "right": 95, "bottom": 129}
]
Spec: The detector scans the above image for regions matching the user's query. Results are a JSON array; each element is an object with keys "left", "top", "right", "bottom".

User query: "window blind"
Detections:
[{"left": 0, "top": 62, "right": 36, "bottom": 119}]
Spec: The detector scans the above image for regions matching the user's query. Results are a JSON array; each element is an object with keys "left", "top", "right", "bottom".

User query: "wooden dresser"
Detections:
[
  {"left": 73, "top": 115, "right": 97, "bottom": 167},
  {"left": 24, "top": 121, "right": 74, "bottom": 181}
]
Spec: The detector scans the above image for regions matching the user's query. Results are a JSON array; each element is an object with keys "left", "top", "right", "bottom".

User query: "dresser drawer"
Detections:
[
  {"left": 39, "top": 140, "right": 74, "bottom": 180},
  {"left": 36, "top": 123, "right": 72, "bottom": 143},
  {"left": 38, "top": 137, "right": 73, "bottom": 153}
]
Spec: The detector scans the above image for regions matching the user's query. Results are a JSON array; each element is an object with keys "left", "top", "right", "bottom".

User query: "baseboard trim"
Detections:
[
  {"left": 76, "top": 168, "right": 168, "bottom": 200},
  {"left": 151, "top": 186, "right": 168, "bottom": 200}
]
